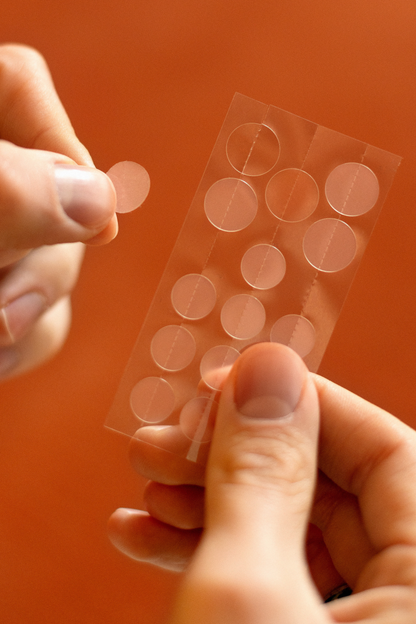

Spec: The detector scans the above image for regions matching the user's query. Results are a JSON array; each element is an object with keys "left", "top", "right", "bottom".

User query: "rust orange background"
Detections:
[{"left": 1, "top": 1, "right": 416, "bottom": 622}]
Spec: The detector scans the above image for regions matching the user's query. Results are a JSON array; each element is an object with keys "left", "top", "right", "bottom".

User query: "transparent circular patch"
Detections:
[
  {"left": 226, "top": 123, "right": 280, "bottom": 176},
  {"left": 130, "top": 377, "right": 175, "bottom": 423},
  {"left": 303, "top": 218, "right": 357, "bottom": 272},
  {"left": 171, "top": 274, "right": 217, "bottom": 320},
  {"left": 179, "top": 396, "right": 217, "bottom": 443},
  {"left": 200, "top": 345, "right": 240, "bottom": 390},
  {"left": 221, "top": 294, "right": 266, "bottom": 340},
  {"left": 107, "top": 161, "right": 151, "bottom": 213},
  {"left": 325, "top": 162, "right": 379, "bottom": 216},
  {"left": 241, "top": 244, "right": 286, "bottom": 290},
  {"left": 270, "top": 315, "right": 316, "bottom": 358},
  {"left": 204, "top": 178, "right": 258, "bottom": 232},
  {"left": 151, "top": 325, "right": 196, "bottom": 371},
  {"left": 266, "top": 168, "right": 319, "bottom": 222}
]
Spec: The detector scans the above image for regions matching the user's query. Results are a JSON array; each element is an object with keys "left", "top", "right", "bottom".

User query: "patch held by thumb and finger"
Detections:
[{"left": 106, "top": 161, "right": 150, "bottom": 214}]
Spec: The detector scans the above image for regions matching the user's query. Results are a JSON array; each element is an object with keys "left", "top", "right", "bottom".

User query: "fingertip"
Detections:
[
  {"left": 108, "top": 507, "right": 201, "bottom": 570},
  {"left": 108, "top": 506, "right": 141, "bottom": 529},
  {"left": 107, "top": 508, "right": 147, "bottom": 555},
  {"left": 55, "top": 165, "right": 117, "bottom": 229},
  {"left": 85, "top": 214, "right": 119, "bottom": 245},
  {"left": 231, "top": 342, "right": 308, "bottom": 420}
]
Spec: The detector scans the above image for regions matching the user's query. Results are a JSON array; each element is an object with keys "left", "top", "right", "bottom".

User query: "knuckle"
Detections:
[{"left": 221, "top": 428, "right": 313, "bottom": 497}]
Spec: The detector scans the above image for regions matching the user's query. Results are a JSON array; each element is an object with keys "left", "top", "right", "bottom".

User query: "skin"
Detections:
[
  {"left": 0, "top": 43, "right": 118, "bottom": 379},
  {"left": 4, "top": 41, "right": 415, "bottom": 624},
  {"left": 109, "top": 342, "right": 416, "bottom": 623}
]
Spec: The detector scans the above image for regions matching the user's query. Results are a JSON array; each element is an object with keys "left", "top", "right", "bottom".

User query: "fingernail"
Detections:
[
  {"left": 0, "top": 347, "right": 19, "bottom": 377},
  {"left": 54, "top": 165, "right": 116, "bottom": 227},
  {"left": 234, "top": 344, "right": 305, "bottom": 419},
  {"left": 0, "top": 292, "right": 47, "bottom": 344}
]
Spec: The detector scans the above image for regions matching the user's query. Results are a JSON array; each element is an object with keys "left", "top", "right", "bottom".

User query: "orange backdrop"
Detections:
[{"left": 1, "top": 1, "right": 416, "bottom": 622}]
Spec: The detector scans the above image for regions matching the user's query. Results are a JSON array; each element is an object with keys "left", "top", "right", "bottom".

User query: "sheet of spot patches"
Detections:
[{"left": 106, "top": 93, "right": 401, "bottom": 463}]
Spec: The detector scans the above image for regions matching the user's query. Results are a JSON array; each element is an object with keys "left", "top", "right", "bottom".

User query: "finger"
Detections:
[
  {"left": 306, "top": 523, "right": 346, "bottom": 600},
  {"left": 129, "top": 385, "right": 221, "bottom": 484},
  {"left": 0, "top": 141, "right": 116, "bottom": 251},
  {"left": 0, "top": 44, "right": 92, "bottom": 165},
  {"left": 173, "top": 343, "right": 326, "bottom": 624},
  {"left": 0, "top": 295, "right": 72, "bottom": 379},
  {"left": 314, "top": 374, "right": 416, "bottom": 551},
  {"left": 0, "top": 242, "right": 84, "bottom": 347},
  {"left": 129, "top": 425, "right": 206, "bottom": 486},
  {"left": 312, "top": 471, "right": 374, "bottom": 588},
  {"left": 107, "top": 509, "right": 201, "bottom": 572},
  {"left": 0, "top": 45, "right": 118, "bottom": 249},
  {"left": 327, "top": 585, "right": 416, "bottom": 623},
  {"left": 143, "top": 481, "right": 205, "bottom": 529}
]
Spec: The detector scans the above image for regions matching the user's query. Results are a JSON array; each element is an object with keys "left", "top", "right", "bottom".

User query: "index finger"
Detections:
[
  {"left": 314, "top": 374, "right": 416, "bottom": 551},
  {"left": 0, "top": 44, "right": 92, "bottom": 165}
]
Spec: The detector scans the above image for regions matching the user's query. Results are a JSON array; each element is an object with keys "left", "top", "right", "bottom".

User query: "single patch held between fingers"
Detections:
[{"left": 107, "top": 161, "right": 150, "bottom": 213}]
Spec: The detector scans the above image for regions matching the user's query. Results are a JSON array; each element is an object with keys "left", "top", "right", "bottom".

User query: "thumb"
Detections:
[
  {"left": 0, "top": 140, "right": 117, "bottom": 252},
  {"left": 172, "top": 343, "right": 325, "bottom": 624},
  {"left": 207, "top": 342, "right": 318, "bottom": 551}
]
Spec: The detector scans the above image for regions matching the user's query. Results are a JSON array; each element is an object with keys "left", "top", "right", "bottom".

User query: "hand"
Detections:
[
  {"left": 0, "top": 44, "right": 117, "bottom": 379},
  {"left": 109, "top": 343, "right": 416, "bottom": 623}
]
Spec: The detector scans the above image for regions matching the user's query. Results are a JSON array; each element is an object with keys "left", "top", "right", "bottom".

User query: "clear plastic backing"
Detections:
[{"left": 106, "top": 93, "right": 401, "bottom": 463}]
